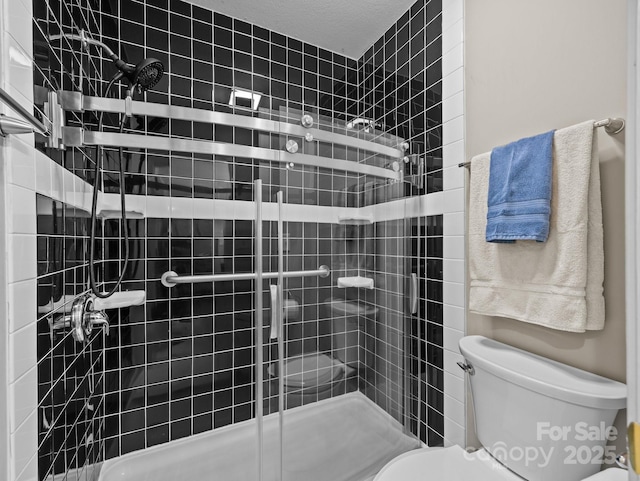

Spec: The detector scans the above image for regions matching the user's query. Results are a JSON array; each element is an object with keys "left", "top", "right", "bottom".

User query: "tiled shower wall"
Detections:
[
  {"left": 23, "top": 1, "right": 456, "bottom": 480},
  {"left": 357, "top": 0, "right": 445, "bottom": 446},
  {"left": 32, "top": 1, "right": 113, "bottom": 479},
  {"left": 358, "top": 0, "right": 443, "bottom": 196}
]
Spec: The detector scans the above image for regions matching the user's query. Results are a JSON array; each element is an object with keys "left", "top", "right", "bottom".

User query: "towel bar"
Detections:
[{"left": 458, "top": 117, "right": 625, "bottom": 168}]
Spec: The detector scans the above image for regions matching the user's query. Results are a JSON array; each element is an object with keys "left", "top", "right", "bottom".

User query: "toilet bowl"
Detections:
[
  {"left": 374, "top": 336, "right": 627, "bottom": 481},
  {"left": 269, "top": 352, "right": 346, "bottom": 408}
]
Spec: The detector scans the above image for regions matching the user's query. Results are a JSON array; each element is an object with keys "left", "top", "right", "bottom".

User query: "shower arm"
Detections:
[{"left": 49, "top": 30, "right": 119, "bottom": 61}]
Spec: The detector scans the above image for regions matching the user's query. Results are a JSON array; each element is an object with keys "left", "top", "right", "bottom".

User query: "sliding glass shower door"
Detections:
[{"left": 256, "top": 110, "right": 420, "bottom": 481}]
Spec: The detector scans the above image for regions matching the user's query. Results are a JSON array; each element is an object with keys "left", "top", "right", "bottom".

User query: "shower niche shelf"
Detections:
[
  {"left": 337, "top": 215, "right": 372, "bottom": 225},
  {"left": 337, "top": 276, "right": 374, "bottom": 289},
  {"left": 97, "top": 209, "right": 144, "bottom": 219}
]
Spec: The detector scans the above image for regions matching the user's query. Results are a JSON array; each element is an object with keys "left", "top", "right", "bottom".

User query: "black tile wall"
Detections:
[
  {"left": 358, "top": 0, "right": 443, "bottom": 196},
  {"left": 34, "top": 0, "right": 445, "bottom": 473},
  {"left": 357, "top": 0, "right": 444, "bottom": 445},
  {"left": 36, "top": 195, "right": 105, "bottom": 481},
  {"left": 33, "top": 0, "right": 103, "bottom": 182},
  {"left": 406, "top": 215, "right": 444, "bottom": 446}
]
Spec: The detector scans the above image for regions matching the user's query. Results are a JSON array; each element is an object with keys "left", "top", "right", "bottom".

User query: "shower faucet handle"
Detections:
[
  {"left": 84, "top": 311, "right": 110, "bottom": 337},
  {"left": 51, "top": 294, "right": 111, "bottom": 343}
]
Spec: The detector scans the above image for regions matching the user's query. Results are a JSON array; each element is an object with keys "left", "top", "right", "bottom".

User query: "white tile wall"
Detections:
[
  {"left": 7, "top": 136, "right": 36, "bottom": 191},
  {"left": 441, "top": 0, "right": 466, "bottom": 448},
  {"left": 7, "top": 184, "right": 36, "bottom": 234},
  {"left": 8, "top": 281, "right": 36, "bottom": 333},
  {"left": 2, "top": 0, "right": 42, "bottom": 478},
  {"left": 11, "top": 410, "right": 37, "bottom": 481},
  {"left": 443, "top": 139, "right": 464, "bottom": 169}
]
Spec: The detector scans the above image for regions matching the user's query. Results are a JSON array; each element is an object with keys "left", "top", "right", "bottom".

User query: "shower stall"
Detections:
[
  {"left": 32, "top": 1, "right": 446, "bottom": 480},
  {"left": 43, "top": 89, "right": 420, "bottom": 479}
]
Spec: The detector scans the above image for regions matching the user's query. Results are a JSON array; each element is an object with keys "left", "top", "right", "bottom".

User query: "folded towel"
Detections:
[
  {"left": 486, "top": 130, "right": 555, "bottom": 242},
  {"left": 469, "top": 121, "right": 605, "bottom": 332}
]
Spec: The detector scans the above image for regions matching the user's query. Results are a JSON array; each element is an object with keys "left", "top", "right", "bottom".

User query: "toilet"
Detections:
[
  {"left": 269, "top": 352, "right": 346, "bottom": 409},
  {"left": 374, "top": 336, "right": 627, "bottom": 481}
]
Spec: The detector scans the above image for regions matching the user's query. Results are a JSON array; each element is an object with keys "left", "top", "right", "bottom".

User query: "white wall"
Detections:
[
  {"left": 1, "top": 0, "right": 39, "bottom": 479},
  {"left": 627, "top": 2, "right": 640, "bottom": 480},
  {"left": 464, "top": 0, "right": 627, "bottom": 449},
  {"left": 440, "top": 0, "right": 466, "bottom": 449}
]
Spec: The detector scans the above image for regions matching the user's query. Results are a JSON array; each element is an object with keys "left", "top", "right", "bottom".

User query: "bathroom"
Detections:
[{"left": 0, "top": 0, "right": 636, "bottom": 480}]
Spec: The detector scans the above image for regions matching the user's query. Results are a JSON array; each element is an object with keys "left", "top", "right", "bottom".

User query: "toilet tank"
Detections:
[{"left": 459, "top": 336, "right": 626, "bottom": 481}]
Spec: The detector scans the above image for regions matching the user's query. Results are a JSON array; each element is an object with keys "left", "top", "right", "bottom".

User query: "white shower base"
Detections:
[{"left": 98, "top": 392, "right": 419, "bottom": 481}]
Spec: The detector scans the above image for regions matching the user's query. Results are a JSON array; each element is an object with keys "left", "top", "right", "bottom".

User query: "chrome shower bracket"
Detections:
[{"left": 124, "top": 94, "right": 133, "bottom": 118}]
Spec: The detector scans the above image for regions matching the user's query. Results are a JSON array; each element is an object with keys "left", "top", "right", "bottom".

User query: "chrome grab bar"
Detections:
[
  {"left": 161, "top": 265, "right": 330, "bottom": 288},
  {"left": 0, "top": 87, "right": 49, "bottom": 135}
]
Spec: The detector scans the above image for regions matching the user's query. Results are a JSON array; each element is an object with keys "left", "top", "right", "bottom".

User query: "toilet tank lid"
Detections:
[{"left": 459, "top": 336, "right": 626, "bottom": 410}]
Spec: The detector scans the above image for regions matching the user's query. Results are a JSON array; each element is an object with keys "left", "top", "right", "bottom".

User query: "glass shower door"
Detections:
[{"left": 258, "top": 111, "right": 420, "bottom": 481}]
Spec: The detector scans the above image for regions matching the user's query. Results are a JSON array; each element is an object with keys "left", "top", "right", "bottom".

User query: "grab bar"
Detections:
[
  {"left": 160, "top": 266, "right": 330, "bottom": 288},
  {"left": 0, "top": 87, "right": 49, "bottom": 135}
]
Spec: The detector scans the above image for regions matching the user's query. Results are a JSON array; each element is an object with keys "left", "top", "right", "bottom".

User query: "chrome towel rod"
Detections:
[
  {"left": 458, "top": 117, "right": 625, "bottom": 168},
  {"left": 160, "top": 265, "right": 330, "bottom": 288}
]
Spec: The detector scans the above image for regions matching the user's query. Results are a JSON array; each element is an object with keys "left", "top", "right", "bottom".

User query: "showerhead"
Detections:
[
  {"left": 114, "top": 57, "right": 165, "bottom": 91},
  {"left": 49, "top": 31, "right": 165, "bottom": 91}
]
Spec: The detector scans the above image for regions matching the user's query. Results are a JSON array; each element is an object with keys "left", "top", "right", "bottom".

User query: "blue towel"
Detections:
[{"left": 486, "top": 130, "right": 555, "bottom": 243}]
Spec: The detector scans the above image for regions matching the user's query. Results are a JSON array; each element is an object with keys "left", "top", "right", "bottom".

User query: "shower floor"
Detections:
[{"left": 97, "top": 392, "right": 419, "bottom": 481}]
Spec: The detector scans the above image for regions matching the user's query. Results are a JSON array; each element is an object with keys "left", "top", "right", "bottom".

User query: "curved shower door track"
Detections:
[{"left": 53, "top": 90, "right": 405, "bottom": 181}]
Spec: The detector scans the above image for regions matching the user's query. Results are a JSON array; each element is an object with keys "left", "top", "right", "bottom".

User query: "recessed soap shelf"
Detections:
[
  {"left": 337, "top": 276, "right": 374, "bottom": 289},
  {"left": 337, "top": 215, "right": 372, "bottom": 225}
]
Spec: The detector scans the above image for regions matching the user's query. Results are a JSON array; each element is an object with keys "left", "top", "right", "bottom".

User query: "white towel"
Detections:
[{"left": 468, "top": 121, "right": 605, "bottom": 332}]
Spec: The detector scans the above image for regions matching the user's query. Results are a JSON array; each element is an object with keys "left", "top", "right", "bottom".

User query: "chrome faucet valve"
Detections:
[
  {"left": 49, "top": 294, "right": 110, "bottom": 343},
  {"left": 70, "top": 295, "right": 92, "bottom": 343},
  {"left": 84, "top": 311, "right": 110, "bottom": 337}
]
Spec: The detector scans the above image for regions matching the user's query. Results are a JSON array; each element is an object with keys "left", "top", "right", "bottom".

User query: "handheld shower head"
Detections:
[
  {"left": 122, "top": 58, "right": 164, "bottom": 90},
  {"left": 49, "top": 30, "right": 165, "bottom": 91}
]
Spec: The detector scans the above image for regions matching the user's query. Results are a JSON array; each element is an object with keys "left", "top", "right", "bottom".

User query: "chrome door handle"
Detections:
[
  {"left": 410, "top": 273, "right": 418, "bottom": 314},
  {"left": 270, "top": 284, "right": 280, "bottom": 340}
]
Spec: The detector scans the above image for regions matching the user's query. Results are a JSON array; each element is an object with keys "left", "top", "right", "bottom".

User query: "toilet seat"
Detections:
[
  {"left": 373, "top": 446, "right": 628, "bottom": 481},
  {"left": 373, "top": 446, "right": 523, "bottom": 481}
]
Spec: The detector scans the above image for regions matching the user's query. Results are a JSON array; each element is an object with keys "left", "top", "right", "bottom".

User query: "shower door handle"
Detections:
[
  {"left": 410, "top": 273, "right": 418, "bottom": 314},
  {"left": 270, "top": 284, "right": 281, "bottom": 340}
]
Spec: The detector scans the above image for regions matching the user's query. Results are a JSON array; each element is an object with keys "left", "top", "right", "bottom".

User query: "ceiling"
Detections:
[{"left": 186, "top": 0, "right": 418, "bottom": 59}]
